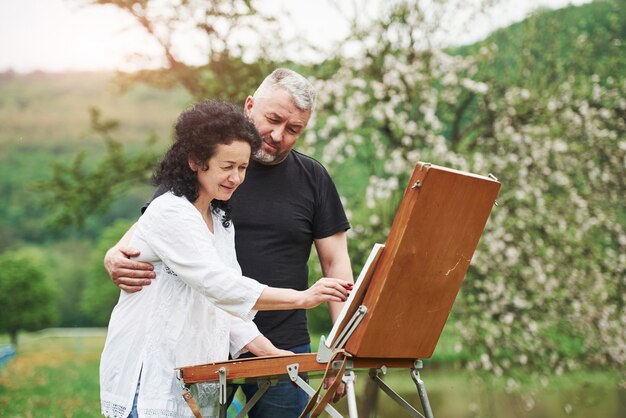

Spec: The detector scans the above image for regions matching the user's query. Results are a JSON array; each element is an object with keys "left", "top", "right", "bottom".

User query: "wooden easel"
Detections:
[{"left": 177, "top": 162, "right": 501, "bottom": 418}]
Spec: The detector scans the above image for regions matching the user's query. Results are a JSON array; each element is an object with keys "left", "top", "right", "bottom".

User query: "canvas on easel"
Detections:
[{"left": 325, "top": 243, "right": 384, "bottom": 349}]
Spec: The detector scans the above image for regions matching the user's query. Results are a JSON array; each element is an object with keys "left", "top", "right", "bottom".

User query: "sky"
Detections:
[{"left": 0, "top": 0, "right": 592, "bottom": 73}]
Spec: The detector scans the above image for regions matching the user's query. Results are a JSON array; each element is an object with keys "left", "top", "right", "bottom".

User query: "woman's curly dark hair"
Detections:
[{"left": 153, "top": 100, "right": 261, "bottom": 227}]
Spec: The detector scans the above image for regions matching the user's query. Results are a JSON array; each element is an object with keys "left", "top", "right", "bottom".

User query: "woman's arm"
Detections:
[
  {"left": 244, "top": 335, "right": 293, "bottom": 357},
  {"left": 140, "top": 195, "right": 352, "bottom": 319},
  {"left": 230, "top": 315, "right": 292, "bottom": 358},
  {"left": 252, "top": 277, "right": 352, "bottom": 311}
]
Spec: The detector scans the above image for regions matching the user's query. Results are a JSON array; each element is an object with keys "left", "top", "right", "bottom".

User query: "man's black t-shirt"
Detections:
[
  {"left": 230, "top": 151, "right": 350, "bottom": 349},
  {"left": 145, "top": 150, "right": 349, "bottom": 350}
]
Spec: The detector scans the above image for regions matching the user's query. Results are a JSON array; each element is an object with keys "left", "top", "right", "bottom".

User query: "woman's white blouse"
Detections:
[{"left": 100, "top": 192, "right": 267, "bottom": 418}]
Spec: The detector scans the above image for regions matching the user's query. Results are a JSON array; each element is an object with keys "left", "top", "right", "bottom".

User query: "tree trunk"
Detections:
[{"left": 10, "top": 330, "right": 18, "bottom": 348}]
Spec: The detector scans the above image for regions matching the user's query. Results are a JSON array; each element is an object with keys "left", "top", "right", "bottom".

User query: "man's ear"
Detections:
[
  {"left": 188, "top": 156, "right": 198, "bottom": 172},
  {"left": 244, "top": 96, "right": 254, "bottom": 116}
]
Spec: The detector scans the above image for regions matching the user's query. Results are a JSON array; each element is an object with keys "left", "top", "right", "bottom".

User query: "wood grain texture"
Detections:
[
  {"left": 178, "top": 353, "right": 416, "bottom": 384},
  {"left": 345, "top": 163, "right": 500, "bottom": 358}
]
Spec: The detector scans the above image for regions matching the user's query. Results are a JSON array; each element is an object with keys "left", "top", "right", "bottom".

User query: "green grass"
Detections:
[{"left": 0, "top": 334, "right": 103, "bottom": 417}]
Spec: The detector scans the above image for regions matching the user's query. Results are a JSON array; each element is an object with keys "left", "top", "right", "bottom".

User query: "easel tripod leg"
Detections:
[
  {"left": 235, "top": 379, "right": 272, "bottom": 418},
  {"left": 410, "top": 367, "right": 434, "bottom": 418},
  {"left": 370, "top": 368, "right": 423, "bottom": 418},
  {"left": 343, "top": 371, "right": 358, "bottom": 418}
]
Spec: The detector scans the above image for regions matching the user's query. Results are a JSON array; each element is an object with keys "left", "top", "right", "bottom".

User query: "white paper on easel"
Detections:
[{"left": 325, "top": 243, "right": 385, "bottom": 348}]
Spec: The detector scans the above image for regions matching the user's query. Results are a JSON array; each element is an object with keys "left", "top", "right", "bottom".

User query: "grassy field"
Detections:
[
  {"left": 1, "top": 332, "right": 623, "bottom": 418},
  {"left": 0, "top": 332, "right": 103, "bottom": 417}
]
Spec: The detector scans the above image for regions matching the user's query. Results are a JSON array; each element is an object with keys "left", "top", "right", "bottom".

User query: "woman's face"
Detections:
[{"left": 192, "top": 140, "right": 251, "bottom": 202}]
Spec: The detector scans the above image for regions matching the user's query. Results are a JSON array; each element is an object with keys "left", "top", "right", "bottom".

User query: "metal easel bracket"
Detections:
[
  {"left": 218, "top": 367, "right": 227, "bottom": 405},
  {"left": 217, "top": 367, "right": 227, "bottom": 418},
  {"left": 411, "top": 360, "right": 434, "bottom": 418},
  {"left": 217, "top": 367, "right": 278, "bottom": 418},
  {"left": 370, "top": 363, "right": 432, "bottom": 418},
  {"left": 333, "top": 305, "right": 368, "bottom": 350},
  {"left": 317, "top": 335, "right": 334, "bottom": 363},
  {"left": 286, "top": 363, "right": 343, "bottom": 418},
  {"left": 318, "top": 305, "right": 368, "bottom": 363}
]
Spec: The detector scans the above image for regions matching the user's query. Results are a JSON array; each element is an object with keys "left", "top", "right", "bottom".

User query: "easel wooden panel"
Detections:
[
  {"left": 345, "top": 163, "right": 500, "bottom": 359},
  {"left": 180, "top": 354, "right": 415, "bottom": 385}
]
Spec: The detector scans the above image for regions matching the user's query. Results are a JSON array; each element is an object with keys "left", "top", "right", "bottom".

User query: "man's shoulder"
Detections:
[{"left": 290, "top": 150, "right": 330, "bottom": 173}]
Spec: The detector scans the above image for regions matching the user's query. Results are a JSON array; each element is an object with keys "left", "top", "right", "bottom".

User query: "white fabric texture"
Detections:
[{"left": 100, "top": 192, "right": 266, "bottom": 418}]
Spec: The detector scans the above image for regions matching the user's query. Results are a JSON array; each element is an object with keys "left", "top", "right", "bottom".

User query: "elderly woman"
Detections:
[{"left": 100, "top": 100, "right": 351, "bottom": 418}]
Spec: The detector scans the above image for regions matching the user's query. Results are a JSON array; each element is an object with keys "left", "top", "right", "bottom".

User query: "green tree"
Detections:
[
  {"left": 0, "top": 251, "right": 57, "bottom": 346},
  {"left": 36, "top": 108, "right": 160, "bottom": 230},
  {"left": 46, "top": 240, "right": 97, "bottom": 327},
  {"left": 81, "top": 219, "right": 136, "bottom": 325}
]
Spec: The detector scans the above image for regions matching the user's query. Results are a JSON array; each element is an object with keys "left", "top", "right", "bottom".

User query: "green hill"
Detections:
[
  {"left": 453, "top": 0, "right": 624, "bottom": 91},
  {"left": 0, "top": 71, "right": 192, "bottom": 148}
]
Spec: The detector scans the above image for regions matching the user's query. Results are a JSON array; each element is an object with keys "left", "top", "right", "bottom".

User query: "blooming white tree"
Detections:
[{"left": 305, "top": 0, "right": 626, "bottom": 376}]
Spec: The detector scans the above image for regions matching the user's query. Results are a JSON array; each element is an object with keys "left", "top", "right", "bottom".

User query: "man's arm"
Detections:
[
  {"left": 104, "top": 222, "right": 156, "bottom": 293},
  {"left": 314, "top": 230, "right": 354, "bottom": 400},
  {"left": 314, "top": 230, "right": 354, "bottom": 323}
]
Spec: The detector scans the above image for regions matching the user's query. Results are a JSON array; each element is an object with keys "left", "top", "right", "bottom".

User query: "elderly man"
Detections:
[{"left": 104, "top": 68, "right": 353, "bottom": 417}]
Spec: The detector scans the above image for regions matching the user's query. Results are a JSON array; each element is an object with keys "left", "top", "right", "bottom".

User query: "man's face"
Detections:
[{"left": 244, "top": 88, "right": 311, "bottom": 165}]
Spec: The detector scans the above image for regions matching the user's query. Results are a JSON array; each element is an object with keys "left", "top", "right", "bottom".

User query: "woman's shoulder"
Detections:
[
  {"left": 143, "top": 192, "right": 196, "bottom": 221},
  {"left": 148, "top": 191, "right": 188, "bottom": 207}
]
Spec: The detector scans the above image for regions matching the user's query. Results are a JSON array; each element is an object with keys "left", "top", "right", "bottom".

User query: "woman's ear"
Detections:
[{"left": 188, "top": 156, "right": 198, "bottom": 172}]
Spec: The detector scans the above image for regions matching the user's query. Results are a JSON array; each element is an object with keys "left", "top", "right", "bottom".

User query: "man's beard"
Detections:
[
  {"left": 252, "top": 140, "right": 287, "bottom": 164},
  {"left": 252, "top": 148, "right": 278, "bottom": 164}
]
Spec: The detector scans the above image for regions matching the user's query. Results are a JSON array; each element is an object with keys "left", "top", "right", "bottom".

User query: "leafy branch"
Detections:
[{"left": 35, "top": 107, "right": 160, "bottom": 230}]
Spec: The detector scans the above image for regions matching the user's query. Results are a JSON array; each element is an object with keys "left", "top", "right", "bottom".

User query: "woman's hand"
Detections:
[
  {"left": 299, "top": 277, "right": 353, "bottom": 309},
  {"left": 253, "top": 278, "right": 352, "bottom": 311}
]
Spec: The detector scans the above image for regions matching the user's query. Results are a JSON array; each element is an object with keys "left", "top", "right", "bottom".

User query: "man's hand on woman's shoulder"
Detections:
[{"left": 104, "top": 246, "right": 155, "bottom": 293}]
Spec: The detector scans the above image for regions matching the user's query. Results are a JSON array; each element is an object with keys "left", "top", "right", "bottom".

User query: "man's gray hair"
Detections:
[{"left": 253, "top": 68, "right": 316, "bottom": 111}]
